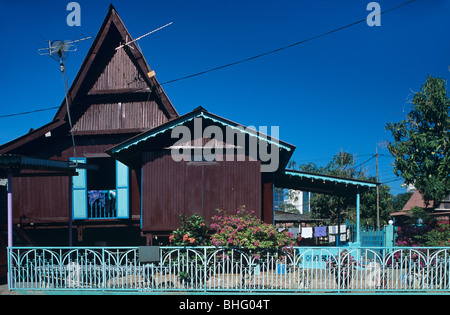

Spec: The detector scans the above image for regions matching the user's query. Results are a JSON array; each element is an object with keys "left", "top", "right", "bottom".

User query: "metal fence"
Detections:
[{"left": 7, "top": 246, "right": 450, "bottom": 293}]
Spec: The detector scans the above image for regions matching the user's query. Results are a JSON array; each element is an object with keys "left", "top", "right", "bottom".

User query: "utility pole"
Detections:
[{"left": 376, "top": 146, "right": 380, "bottom": 229}]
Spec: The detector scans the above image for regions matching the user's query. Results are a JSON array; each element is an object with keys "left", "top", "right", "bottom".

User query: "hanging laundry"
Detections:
[
  {"left": 314, "top": 226, "right": 327, "bottom": 237},
  {"left": 88, "top": 190, "right": 105, "bottom": 206},
  {"left": 328, "top": 225, "right": 346, "bottom": 235},
  {"left": 301, "top": 227, "right": 313, "bottom": 238},
  {"left": 105, "top": 191, "right": 116, "bottom": 215}
]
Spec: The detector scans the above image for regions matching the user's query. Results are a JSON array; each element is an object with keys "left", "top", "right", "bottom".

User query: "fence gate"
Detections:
[
  {"left": 347, "top": 222, "right": 396, "bottom": 248},
  {"left": 360, "top": 226, "right": 384, "bottom": 247}
]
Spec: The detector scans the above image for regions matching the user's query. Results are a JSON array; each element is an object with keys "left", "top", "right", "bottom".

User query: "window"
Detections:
[{"left": 71, "top": 158, "right": 129, "bottom": 220}]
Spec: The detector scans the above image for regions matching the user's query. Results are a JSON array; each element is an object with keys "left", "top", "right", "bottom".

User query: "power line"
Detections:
[
  {"left": 0, "top": 0, "right": 417, "bottom": 119},
  {"left": 0, "top": 106, "right": 59, "bottom": 118},
  {"left": 382, "top": 178, "right": 404, "bottom": 184},
  {"left": 159, "top": 0, "right": 417, "bottom": 86}
]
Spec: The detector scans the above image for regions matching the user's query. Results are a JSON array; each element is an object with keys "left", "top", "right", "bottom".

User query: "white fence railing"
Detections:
[{"left": 7, "top": 246, "right": 450, "bottom": 293}]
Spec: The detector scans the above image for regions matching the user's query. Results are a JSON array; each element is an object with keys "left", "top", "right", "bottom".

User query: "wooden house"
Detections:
[
  {"left": 1, "top": 5, "right": 378, "bottom": 247},
  {"left": 0, "top": 5, "right": 295, "bottom": 246}
]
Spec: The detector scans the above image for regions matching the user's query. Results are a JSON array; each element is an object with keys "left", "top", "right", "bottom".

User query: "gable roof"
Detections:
[
  {"left": 390, "top": 190, "right": 435, "bottom": 217},
  {"left": 402, "top": 190, "right": 435, "bottom": 211},
  {"left": 0, "top": 4, "right": 177, "bottom": 154},
  {"left": 107, "top": 106, "right": 296, "bottom": 169},
  {"left": 53, "top": 4, "right": 178, "bottom": 122}
]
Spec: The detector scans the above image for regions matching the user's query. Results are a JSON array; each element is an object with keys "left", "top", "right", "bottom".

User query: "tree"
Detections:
[
  {"left": 386, "top": 75, "right": 450, "bottom": 206},
  {"left": 390, "top": 192, "right": 413, "bottom": 212}
]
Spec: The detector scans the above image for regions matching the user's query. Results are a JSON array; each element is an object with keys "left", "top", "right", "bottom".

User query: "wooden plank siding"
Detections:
[
  {"left": 13, "top": 174, "right": 70, "bottom": 223},
  {"left": 72, "top": 100, "right": 169, "bottom": 133},
  {"left": 141, "top": 151, "right": 261, "bottom": 233},
  {"left": 89, "top": 45, "right": 148, "bottom": 93}
]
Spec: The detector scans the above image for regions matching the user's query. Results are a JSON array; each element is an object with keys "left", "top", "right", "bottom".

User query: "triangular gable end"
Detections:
[{"left": 53, "top": 4, "right": 178, "bottom": 128}]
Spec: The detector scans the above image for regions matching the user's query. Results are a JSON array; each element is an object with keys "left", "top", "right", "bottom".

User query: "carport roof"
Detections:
[{"left": 274, "top": 169, "right": 378, "bottom": 197}]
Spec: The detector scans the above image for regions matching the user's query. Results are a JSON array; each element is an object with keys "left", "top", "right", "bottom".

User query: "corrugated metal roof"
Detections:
[
  {"left": 110, "top": 107, "right": 295, "bottom": 154},
  {"left": 0, "top": 155, "right": 98, "bottom": 173},
  {"left": 275, "top": 169, "right": 378, "bottom": 196},
  {"left": 0, "top": 154, "right": 72, "bottom": 170}
]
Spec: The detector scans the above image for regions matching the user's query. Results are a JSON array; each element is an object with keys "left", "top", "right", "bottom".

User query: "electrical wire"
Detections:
[
  {"left": 158, "top": 0, "right": 417, "bottom": 86},
  {"left": 0, "top": 106, "right": 59, "bottom": 118},
  {"left": 0, "top": 0, "right": 417, "bottom": 119}
]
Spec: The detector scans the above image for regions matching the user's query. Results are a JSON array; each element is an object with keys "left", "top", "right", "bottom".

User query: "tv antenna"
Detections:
[
  {"left": 38, "top": 36, "right": 92, "bottom": 161},
  {"left": 39, "top": 36, "right": 92, "bottom": 70},
  {"left": 116, "top": 22, "right": 172, "bottom": 50}
]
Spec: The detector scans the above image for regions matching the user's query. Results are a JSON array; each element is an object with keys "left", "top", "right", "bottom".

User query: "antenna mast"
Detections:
[{"left": 38, "top": 36, "right": 92, "bottom": 160}]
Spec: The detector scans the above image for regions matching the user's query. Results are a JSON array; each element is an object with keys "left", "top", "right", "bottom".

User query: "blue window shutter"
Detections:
[
  {"left": 71, "top": 157, "right": 87, "bottom": 220},
  {"left": 116, "top": 160, "right": 129, "bottom": 219}
]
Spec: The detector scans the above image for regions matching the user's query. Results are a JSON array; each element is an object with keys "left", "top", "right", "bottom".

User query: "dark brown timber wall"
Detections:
[
  {"left": 11, "top": 136, "right": 141, "bottom": 225},
  {"left": 141, "top": 151, "right": 262, "bottom": 232}
]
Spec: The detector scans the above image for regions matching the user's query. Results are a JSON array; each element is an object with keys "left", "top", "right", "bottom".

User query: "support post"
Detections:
[
  {"left": 356, "top": 187, "right": 361, "bottom": 245},
  {"left": 69, "top": 175, "right": 72, "bottom": 247},
  {"left": 337, "top": 197, "right": 341, "bottom": 246},
  {"left": 7, "top": 171, "right": 13, "bottom": 291},
  {"left": 7, "top": 171, "right": 13, "bottom": 248}
]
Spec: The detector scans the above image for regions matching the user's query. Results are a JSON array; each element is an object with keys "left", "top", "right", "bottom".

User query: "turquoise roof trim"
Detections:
[
  {"left": 284, "top": 170, "right": 378, "bottom": 188},
  {"left": 111, "top": 110, "right": 293, "bottom": 154}
]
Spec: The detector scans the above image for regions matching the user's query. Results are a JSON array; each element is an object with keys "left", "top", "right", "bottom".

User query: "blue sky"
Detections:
[{"left": 0, "top": 0, "right": 449, "bottom": 195}]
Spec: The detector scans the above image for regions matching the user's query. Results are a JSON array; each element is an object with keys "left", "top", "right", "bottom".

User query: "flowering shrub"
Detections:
[
  {"left": 169, "top": 213, "right": 210, "bottom": 246},
  {"left": 210, "top": 206, "right": 296, "bottom": 254},
  {"left": 395, "top": 225, "right": 432, "bottom": 247}
]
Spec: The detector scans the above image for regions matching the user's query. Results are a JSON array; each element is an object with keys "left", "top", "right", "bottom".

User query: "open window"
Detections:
[{"left": 71, "top": 158, "right": 129, "bottom": 220}]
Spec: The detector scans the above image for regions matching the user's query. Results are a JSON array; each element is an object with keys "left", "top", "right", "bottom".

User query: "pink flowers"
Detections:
[{"left": 209, "top": 206, "right": 296, "bottom": 252}]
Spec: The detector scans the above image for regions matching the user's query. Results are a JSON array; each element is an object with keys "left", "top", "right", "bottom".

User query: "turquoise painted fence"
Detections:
[
  {"left": 347, "top": 222, "right": 397, "bottom": 248},
  {"left": 7, "top": 246, "right": 450, "bottom": 293}
]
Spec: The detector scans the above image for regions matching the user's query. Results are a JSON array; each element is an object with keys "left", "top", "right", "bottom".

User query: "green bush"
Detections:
[
  {"left": 169, "top": 213, "right": 210, "bottom": 246},
  {"left": 420, "top": 223, "right": 450, "bottom": 246}
]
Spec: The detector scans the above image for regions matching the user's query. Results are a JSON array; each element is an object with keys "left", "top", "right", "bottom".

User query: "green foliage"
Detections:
[
  {"left": 390, "top": 192, "right": 413, "bottom": 212},
  {"left": 169, "top": 213, "right": 210, "bottom": 246},
  {"left": 210, "top": 206, "right": 296, "bottom": 252},
  {"left": 420, "top": 224, "right": 450, "bottom": 247},
  {"left": 405, "top": 206, "right": 435, "bottom": 226},
  {"left": 386, "top": 75, "right": 450, "bottom": 206}
]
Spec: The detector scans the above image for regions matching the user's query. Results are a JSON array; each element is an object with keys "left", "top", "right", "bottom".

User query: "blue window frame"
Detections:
[{"left": 71, "top": 158, "right": 129, "bottom": 220}]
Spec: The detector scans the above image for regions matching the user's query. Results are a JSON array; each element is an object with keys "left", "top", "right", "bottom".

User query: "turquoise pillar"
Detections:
[
  {"left": 356, "top": 188, "right": 361, "bottom": 245},
  {"left": 384, "top": 223, "right": 395, "bottom": 251}
]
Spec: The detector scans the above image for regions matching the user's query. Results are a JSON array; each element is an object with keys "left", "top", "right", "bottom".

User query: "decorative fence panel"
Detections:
[{"left": 7, "top": 246, "right": 450, "bottom": 293}]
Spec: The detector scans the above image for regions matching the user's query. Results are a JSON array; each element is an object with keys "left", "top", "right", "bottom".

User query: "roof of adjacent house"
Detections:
[{"left": 391, "top": 190, "right": 438, "bottom": 217}]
